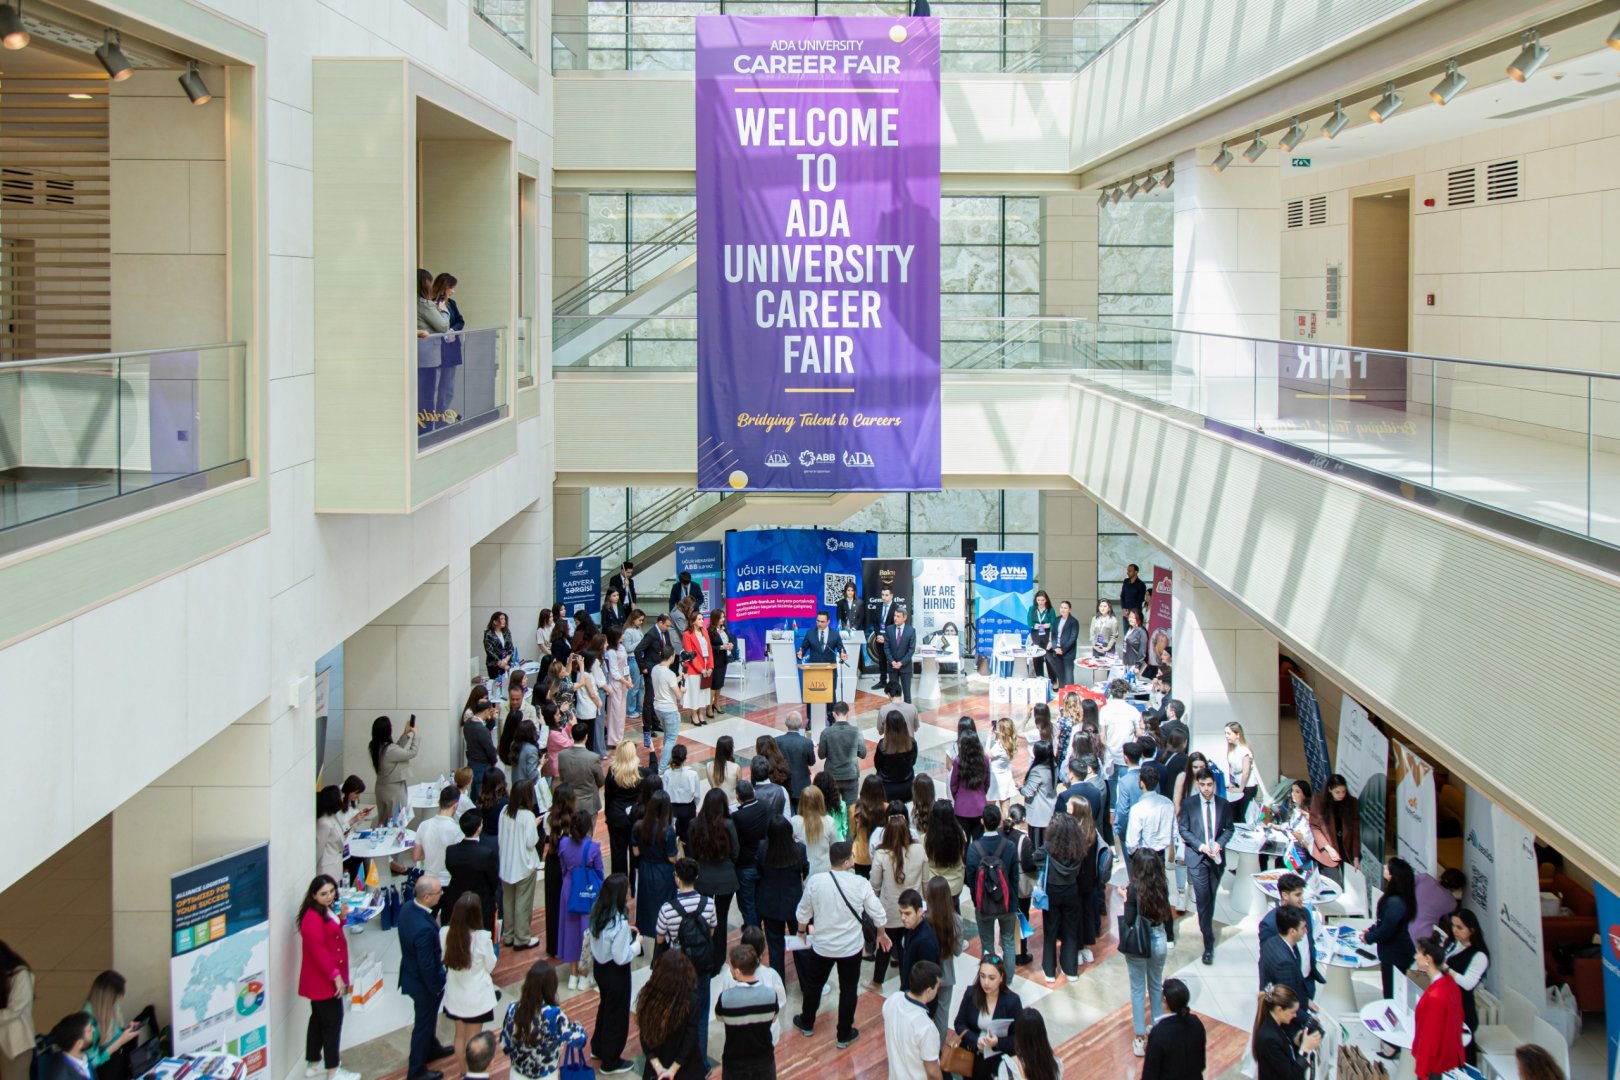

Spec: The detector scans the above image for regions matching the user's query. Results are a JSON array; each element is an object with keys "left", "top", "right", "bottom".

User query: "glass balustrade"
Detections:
[
  {"left": 0, "top": 343, "right": 248, "bottom": 553},
  {"left": 552, "top": 1, "right": 1158, "bottom": 74},
  {"left": 417, "top": 326, "right": 508, "bottom": 450}
]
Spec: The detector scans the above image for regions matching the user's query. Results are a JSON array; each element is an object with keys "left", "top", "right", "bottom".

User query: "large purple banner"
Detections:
[{"left": 695, "top": 16, "right": 941, "bottom": 492}]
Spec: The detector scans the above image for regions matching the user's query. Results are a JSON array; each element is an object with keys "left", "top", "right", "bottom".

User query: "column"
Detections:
[
  {"left": 552, "top": 194, "right": 589, "bottom": 301},
  {"left": 1170, "top": 147, "right": 1281, "bottom": 424},
  {"left": 1170, "top": 567, "right": 1279, "bottom": 781},
  {"left": 552, "top": 487, "right": 589, "bottom": 557},
  {"left": 1038, "top": 490, "right": 1098, "bottom": 616},
  {"left": 471, "top": 498, "right": 549, "bottom": 663},
  {"left": 1041, "top": 194, "right": 1099, "bottom": 321}
]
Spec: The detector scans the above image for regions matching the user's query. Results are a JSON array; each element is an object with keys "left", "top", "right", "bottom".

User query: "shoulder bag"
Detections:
[
  {"left": 829, "top": 870, "right": 876, "bottom": 932},
  {"left": 940, "top": 1031, "right": 977, "bottom": 1078},
  {"left": 1031, "top": 857, "right": 1050, "bottom": 912}
]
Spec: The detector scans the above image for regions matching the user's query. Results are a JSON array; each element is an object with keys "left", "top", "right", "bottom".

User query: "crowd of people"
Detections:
[{"left": 278, "top": 564, "right": 1576, "bottom": 1080}]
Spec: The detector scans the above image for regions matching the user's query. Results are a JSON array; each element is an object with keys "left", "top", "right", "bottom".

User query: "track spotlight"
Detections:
[
  {"left": 1610, "top": 19, "right": 1619, "bottom": 51},
  {"left": 0, "top": 2, "right": 30, "bottom": 50},
  {"left": 1321, "top": 100, "right": 1349, "bottom": 140},
  {"left": 1127, "top": 176, "right": 1143, "bottom": 198},
  {"left": 1159, "top": 167, "right": 1174, "bottom": 192},
  {"left": 1429, "top": 59, "right": 1466, "bottom": 104},
  {"left": 1369, "top": 82, "right": 1404, "bottom": 123},
  {"left": 1507, "top": 29, "right": 1548, "bottom": 83},
  {"left": 1212, "top": 141, "right": 1234, "bottom": 172},
  {"left": 179, "top": 61, "right": 212, "bottom": 105},
  {"left": 1097, "top": 188, "right": 1110, "bottom": 207},
  {"left": 96, "top": 30, "right": 133, "bottom": 81},
  {"left": 1109, "top": 185, "right": 1124, "bottom": 205},
  {"left": 1140, "top": 171, "right": 1159, "bottom": 195},
  {"left": 1242, "top": 131, "right": 1266, "bottom": 163},
  {"left": 1279, "top": 116, "right": 1305, "bottom": 153}
]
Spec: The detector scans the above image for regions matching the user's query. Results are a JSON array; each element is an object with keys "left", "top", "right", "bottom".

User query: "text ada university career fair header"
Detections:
[{"left": 695, "top": 16, "right": 942, "bottom": 493}]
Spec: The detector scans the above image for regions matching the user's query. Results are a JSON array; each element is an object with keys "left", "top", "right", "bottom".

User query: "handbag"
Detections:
[
  {"left": 558, "top": 1037, "right": 595, "bottom": 1080},
  {"left": 1031, "top": 859, "right": 1050, "bottom": 911},
  {"left": 1118, "top": 907, "right": 1153, "bottom": 957},
  {"left": 567, "top": 841, "right": 604, "bottom": 914},
  {"left": 940, "top": 1032, "right": 977, "bottom": 1077}
]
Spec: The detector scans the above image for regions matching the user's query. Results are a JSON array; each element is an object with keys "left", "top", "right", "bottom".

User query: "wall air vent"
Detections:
[
  {"left": 1447, "top": 167, "right": 1476, "bottom": 207},
  {"left": 1286, "top": 200, "right": 1305, "bottom": 229},
  {"left": 1307, "top": 195, "right": 1328, "bottom": 226},
  {"left": 1485, "top": 159, "right": 1519, "bottom": 202}
]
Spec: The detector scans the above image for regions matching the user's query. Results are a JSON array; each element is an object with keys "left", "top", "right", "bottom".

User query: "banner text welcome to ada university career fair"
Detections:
[{"left": 695, "top": 16, "right": 941, "bottom": 492}]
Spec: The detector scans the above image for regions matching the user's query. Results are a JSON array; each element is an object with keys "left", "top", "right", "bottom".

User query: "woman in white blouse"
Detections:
[
  {"left": 602, "top": 627, "right": 632, "bottom": 751},
  {"left": 573, "top": 638, "right": 606, "bottom": 757},
  {"left": 790, "top": 784, "right": 838, "bottom": 876},
  {"left": 1444, "top": 909, "right": 1490, "bottom": 1064},
  {"left": 439, "top": 893, "right": 498, "bottom": 1060}
]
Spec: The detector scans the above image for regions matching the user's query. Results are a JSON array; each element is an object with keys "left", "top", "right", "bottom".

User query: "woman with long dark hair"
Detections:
[
  {"left": 1019, "top": 739, "right": 1059, "bottom": 848},
  {"left": 603, "top": 625, "right": 632, "bottom": 750},
  {"left": 755, "top": 815, "right": 810, "bottom": 984},
  {"left": 1361, "top": 855, "right": 1418, "bottom": 1000},
  {"left": 295, "top": 876, "right": 350, "bottom": 1080},
  {"left": 368, "top": 714, "right": 418, "bottom": 825},
  {"left": 440, "top": 893, "right": 497, "bottom": 1061},
  {"left": 500, "top": 962, "right": 585, "bottom": 1080},
  {"left": 754, "top": 734, "right": 791, "bottom": 789},
  {"left": 558, "top": 809, "right": 603, "bottom": 989},
  {"left": 689, "top": 787, "right": 740, "bottom": 969},
  {"left": 541, "top": 785, "right": 578, "bottom": 958},
  {"left": 871, "top": 810, "right": 928, "bottom": 986},
  {"left": 813, "top": 770, "right": 848, "bottom": 840},
  {"left": 923, "top": 875, "right": 964, "bottom": 1046},
  {"left": 951, "top": 956, "right": 1022, "bottom": 1080},
  {"left": 664, "top": 743, "right": 702, "bottom": 850},
  {"left": 635, "top": 951, "right": 704, "bottom": 1079},
  {"left": 850, "top": 774, "right": 888, "bottom": 882},
  {"left": 510, "top": 718, "right": 541, "bottom": 790},
  {"left": 911, "top": 773, "right": 936, "bottom": 835},
  {"left": 315, "top": 786, "right": 346, "bottom": 883},
  {"left": 1251, "top": 984, "right": 1321, "bottom": 1080},
  {"left": 874, "top": 711, "right": 918, "bottom": 806},
  {"left": 704, "top": 734, "right": 740, "bottom": 804},
  {"left": 483, "top": 611, "right": 514, "bottom": 681},
  {"left": 587, "top": 874, "right": 639, "bottom": 1074},
  {"left": 477, "top": 769, "right": 507, "bottom": 847},
  {"left": 1034, "top": 813, "right": 1088, "bottom": 985},
  {"left": 0, "top": 940, "right": 32, "bottom": 1080},
  {"left": 950, "top": 731, "right": 991, "bottom": 842},
  {"left": 573, "top": 636, "right": 606, "bottom": 756},
  {"left": 1124, "top": 848, "right": 1173, "bottom": 1057},
  {"left": 548, "top": 617, "right": 572, "bottom": 668},
  {"left": 632, "top": 790, "right": 679, "bottom": 938},
  {"left": 1000, "top": 1007, "right": 1059, "bottom": 1080},
  {"left": 1308, "top": 773, "right": 1361, "bottom": 885},
  {"left": 1444, "top": 909, "right": 1490, "bottom": 1063},
  {"left": 707, "top": 609, "right": 735, "bottom": 717},
  {"left": 924, "top": 801, "right": 967, "bottom": 908}
]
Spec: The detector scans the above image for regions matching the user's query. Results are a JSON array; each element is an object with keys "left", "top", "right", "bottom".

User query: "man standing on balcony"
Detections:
[{"left": 609, "top": 560, "right": 638, "bottom": 608}]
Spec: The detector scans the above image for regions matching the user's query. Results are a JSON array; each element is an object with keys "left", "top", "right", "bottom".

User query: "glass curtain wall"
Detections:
[
  {"left": 1097, "top": 192, "right": 1171, "bottom": 367},
  {"left": 1096, "top": 505, "right": 1166, "bottom": 613},
  {"left": 580, "top": 193, "right": 1040, "bottom": 367}
]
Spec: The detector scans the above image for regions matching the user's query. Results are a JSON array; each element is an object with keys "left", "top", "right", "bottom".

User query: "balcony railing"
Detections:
[
  {"left": 417, "top": 327, "right": 508, "bottom": 450},
  {"left": 0, "top": 342, "right": 249, "bottom": 556},
  {"left": 552, "top": 1, "right": 1159, "bottom": 75}
]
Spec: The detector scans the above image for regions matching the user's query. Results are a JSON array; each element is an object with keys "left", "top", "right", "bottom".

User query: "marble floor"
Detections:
[{"left": 342, "top": 672, "right": 1561, "bottom": 1080}]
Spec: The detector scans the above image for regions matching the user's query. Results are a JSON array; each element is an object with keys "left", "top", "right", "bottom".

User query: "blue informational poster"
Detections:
[
  {"left": 972, "top": 551, "right": 1035, "bottom": 657},
  {"left": 724, "top": 528, "right": 876, "bottom": 659},
  {"left": 1597, "top": 883, "right": 1620, "bottom": 1080},
  {"left": 675, "top": 540, "right": 724, "bottom": 616},
  {"left": 554, "top": 556, "right": 603, "bottom": 616},
  {"left": 169, "top": 844, "right": 272, "bottom": 1077},
  {"left": 1290, "top": 672, "right": 1332, "bottom": 792}
]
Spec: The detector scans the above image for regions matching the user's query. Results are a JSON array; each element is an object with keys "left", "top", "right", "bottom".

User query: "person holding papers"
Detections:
[{"left": 950, "top": 955, "right": 1022, "bottom": 1080}]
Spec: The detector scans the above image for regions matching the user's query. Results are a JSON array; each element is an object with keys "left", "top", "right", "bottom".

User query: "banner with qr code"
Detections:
[{"left": 724, "top": 527, "right": 877, "bottom": 659}]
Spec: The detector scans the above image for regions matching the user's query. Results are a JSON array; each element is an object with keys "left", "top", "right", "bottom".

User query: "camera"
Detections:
[
  {"left": 1301, "top": 1015, "right": 1325, "bottom": 1037},
  {"left": 675, "top": 649, "right": 697, "bottom": 667}
]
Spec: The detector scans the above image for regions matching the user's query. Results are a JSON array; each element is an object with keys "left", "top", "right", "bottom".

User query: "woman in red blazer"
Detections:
[
  {"left": 297, "top": 875, "right": 352, "bottom": 1079},
  {"left": 681, "top": 614, "right": 714, "bottom": 727},
  {"left": 1411, "top": 937, "right": 1466, "bottom": 1079}
]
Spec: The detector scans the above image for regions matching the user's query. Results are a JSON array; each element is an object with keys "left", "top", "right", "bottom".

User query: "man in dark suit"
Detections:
[
  {"left": 797, "top": 610, "right": 845, "bottom": 729},
  {"left": 399, "top": 877, "right": 451, "bottom": 1080},
  {"left": 775, "top": 712, "right": 816, "bottom": 812},
  {"left": 1050, "top": 599, "right": 1080, "bottom": 687},
  {"left": 608, "top": 560, "right": 637, "bottom": 608},
  {"left": 40, "top": 1012, "right": 96, "bottom": 1080},
  {"left": 443, "top": 810, "right": 499, "bottom": 931},
  {"left": 864, "top": 587, "right": 899, "bottom": 692},
  {"left": 1177, "top": 768, "right": 1234, "bottom": 965},
  {"left": 636, "top": 612, "right": 678, "bottom": 737},
  {"left": 1258, "top": 873, "right": 1325, "bottom": 996},
  {"left": 669, "top": 571, "right": 703, "bottom": 611},
  {"left": 556, "top": 722, "right": 605, "bottom": 815},
  {"left": 884, "top": 608, "right": 917, "bottom": 704},
  {"left": 1258, "top": 906, "right": 1318, "bottom": 1022},
  {"left": 732, "top": 777, "right": 772, "bottom": 928}
]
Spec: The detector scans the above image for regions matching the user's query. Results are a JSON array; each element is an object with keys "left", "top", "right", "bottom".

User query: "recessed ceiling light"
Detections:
[{"left": 67, "top": 92, "right": 92, "bottom": 100}]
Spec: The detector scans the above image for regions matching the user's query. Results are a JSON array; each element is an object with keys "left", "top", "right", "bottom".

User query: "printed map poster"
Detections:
[
  {"left": 724, "top": 527, "right": 877, "bottom": 657},
  {"left": 973, "top": 551, "right": 1034, "bottom": 657},
  {"left": 170, "top": 843, "right": 271, "bottom": 1076},
  {"left": 695, "top": 16, "right": 941, "bottom": 491}
]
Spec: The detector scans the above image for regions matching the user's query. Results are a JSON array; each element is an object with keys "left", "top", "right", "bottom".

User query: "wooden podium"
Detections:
[{"left": 798, "top": 663, "right": 837, "bottom": 704}]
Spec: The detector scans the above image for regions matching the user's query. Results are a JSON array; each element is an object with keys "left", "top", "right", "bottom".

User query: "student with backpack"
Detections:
[
  {"left": 964, "top": 805, "right": 1030, "bottom": 981},
  {"left": 791, "top": 841, "right": 889, "bottom": 1049},
  {"left": 655, "top": 858, "right": 718, "bottom": 1067}
]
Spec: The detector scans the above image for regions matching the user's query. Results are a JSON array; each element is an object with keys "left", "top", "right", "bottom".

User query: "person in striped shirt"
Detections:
[{"left": 713, "top": 943, "right": 783, "bottom": 1079}]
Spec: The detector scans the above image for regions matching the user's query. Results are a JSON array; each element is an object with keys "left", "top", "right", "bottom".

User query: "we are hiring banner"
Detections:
[{"left": 694, "top": 16, "right": 941, "bottom": 491}]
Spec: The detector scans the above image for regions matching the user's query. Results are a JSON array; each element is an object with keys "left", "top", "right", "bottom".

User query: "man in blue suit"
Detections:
[
  {"left": 797, "top": 610, "right": 846, "bottom": 730},
  {"left": 885, "top": 607, "right": 917, "bottom": 704},
  {"left": 399, "top": 876, "right": 451, "bottom": 1080}
]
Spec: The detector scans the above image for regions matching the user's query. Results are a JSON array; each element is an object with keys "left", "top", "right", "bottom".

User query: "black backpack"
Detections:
[
  {"left": 972, "top": 837, "right": 1013, "bottom": 916},
  {"left": 674, "top": 896, "right": 713, "bottom": 975}
]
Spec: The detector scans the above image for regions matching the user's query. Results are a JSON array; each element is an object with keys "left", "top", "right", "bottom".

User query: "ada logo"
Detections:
[
  {"left": 765, "top": 452, "right": 789, "bottom": 468},
  {"left": 799, "top": 450, "right": 835, "bottom": 467},
  {"left": 842, "top": 450, "right": 874, "bottom": 468}
]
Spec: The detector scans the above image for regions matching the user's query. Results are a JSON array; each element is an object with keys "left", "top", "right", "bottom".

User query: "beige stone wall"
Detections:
[
  {"left": 1037, "top": 490, "right": 1098, "bottom": 614},
  {"left": 1040, "top": 195, "right": 1099, "bottom": 320}
]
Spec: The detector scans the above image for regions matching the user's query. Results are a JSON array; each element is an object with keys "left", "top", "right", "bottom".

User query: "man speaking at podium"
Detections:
[{"left": 797, "top": 610, "right": 846, "bottom": 732}]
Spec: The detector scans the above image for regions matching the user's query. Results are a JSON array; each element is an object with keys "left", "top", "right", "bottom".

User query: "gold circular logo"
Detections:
[
  {"left": 727, "top": 470, "right": 749, "bottom": 489},
  {"left": 889, "top": 25, "right": 907, "bottom": 43}
]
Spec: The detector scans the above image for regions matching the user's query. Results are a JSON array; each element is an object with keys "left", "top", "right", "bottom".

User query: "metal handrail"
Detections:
[
  {"left": 580, "top": 487, "right": 727, "bottom": 560},
  {"left": 554, "top": 211, "right": 698, "bottom": 317},
  {"left": 0, "top": 341, "right": 248, "bottom": 370}
]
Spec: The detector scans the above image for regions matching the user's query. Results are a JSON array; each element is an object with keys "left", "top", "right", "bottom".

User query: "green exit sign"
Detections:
[{"left": 1291, "top": 157, "right": 1312, "bottom": 167}]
